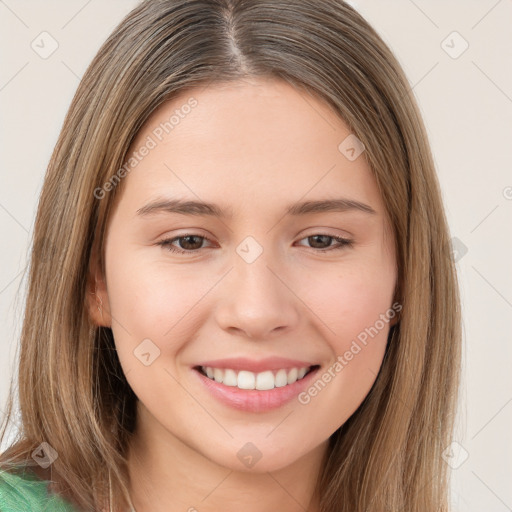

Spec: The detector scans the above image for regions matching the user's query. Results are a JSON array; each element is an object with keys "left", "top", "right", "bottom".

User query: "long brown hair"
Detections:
[{"left": 0, "top": 1, "right": 461, "bottom": 510}]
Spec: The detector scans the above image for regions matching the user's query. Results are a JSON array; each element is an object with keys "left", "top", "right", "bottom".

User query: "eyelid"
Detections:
[{"left": 299, "top": 226, "right": 354, "bottom": 239}]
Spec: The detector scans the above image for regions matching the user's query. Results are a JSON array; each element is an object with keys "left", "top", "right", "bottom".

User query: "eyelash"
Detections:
[{"left": 156, "top": 233, "right": 353, "bottom": 255}]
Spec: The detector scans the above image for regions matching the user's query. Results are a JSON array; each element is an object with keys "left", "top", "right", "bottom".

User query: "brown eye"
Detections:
[
  {"left": 157, "top": 234, "right": 211, "bottom": 254},
  {"left": 296, "top": 234, "right": 353, "bottom": 251},
  {"left": 157, "top": 233, "right": 353, "bottom": 256},
  {"left": 308, "top": 235, "right": 333, "bottom": 249},
  {"left": 174, "top": 235, "right": 204, "bottom": 251}
]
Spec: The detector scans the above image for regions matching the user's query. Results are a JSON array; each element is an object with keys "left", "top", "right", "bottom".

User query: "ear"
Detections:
[{"left": 86, "top": 241, "right": 112, "bottom": 328}]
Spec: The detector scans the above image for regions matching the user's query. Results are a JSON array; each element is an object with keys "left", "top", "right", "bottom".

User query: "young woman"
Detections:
[{"left": 0, "top": 0, "right": 461, "bottom": 511}]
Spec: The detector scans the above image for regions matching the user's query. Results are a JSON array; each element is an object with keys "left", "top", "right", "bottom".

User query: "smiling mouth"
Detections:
[{"left": 194, "top": 364, "right": 320, "bottom": 391}]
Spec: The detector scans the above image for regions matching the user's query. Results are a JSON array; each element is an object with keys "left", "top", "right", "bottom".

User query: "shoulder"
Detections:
[{"left": 0, "top": 466, "right": 77, "bottom": 511}]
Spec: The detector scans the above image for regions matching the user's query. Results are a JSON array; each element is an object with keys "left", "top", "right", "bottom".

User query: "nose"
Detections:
[{"left": 214, "top": 248, "right": 301, "bottom": 340}]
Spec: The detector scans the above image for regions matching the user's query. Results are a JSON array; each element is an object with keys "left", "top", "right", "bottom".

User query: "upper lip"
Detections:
[{"left": 194, "top": 357, "right": 319, "bottom": 373}]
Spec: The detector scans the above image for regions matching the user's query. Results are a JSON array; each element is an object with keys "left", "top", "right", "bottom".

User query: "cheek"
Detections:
[
  {"left": 293, "top": 269, "right": 394, "bottom": 433},
  {"left": 298, "top": 256, "right": 396, "bottom": 344},
  {"left": 104, "top": 250, "right": 197, "bottom": 351},
  {"left": 295, "top": 257, "right": 395, "bottom": 402}
]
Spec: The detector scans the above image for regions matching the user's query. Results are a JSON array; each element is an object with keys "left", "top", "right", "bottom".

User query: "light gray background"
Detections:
[{"left": 1, "top": 1, "right": 511, "bottom": 510}]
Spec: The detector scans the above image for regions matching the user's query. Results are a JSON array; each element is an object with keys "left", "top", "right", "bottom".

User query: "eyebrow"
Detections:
[{"left": 136, "top": 197, "right": 377, "bottom": 218}]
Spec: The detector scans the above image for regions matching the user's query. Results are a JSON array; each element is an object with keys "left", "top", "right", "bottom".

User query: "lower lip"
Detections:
[{"left": 192, "top": 366, "right": 320, "bottom": 413}]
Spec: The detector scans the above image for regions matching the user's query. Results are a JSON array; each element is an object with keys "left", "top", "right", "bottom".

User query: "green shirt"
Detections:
[{"left": 0, "top": 467, "right": 77, "bottom": 511}]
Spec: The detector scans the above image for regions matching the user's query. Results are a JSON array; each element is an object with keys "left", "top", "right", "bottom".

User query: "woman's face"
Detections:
[{"left": 92, "top": 77, "right": 397, "bottom": 472}]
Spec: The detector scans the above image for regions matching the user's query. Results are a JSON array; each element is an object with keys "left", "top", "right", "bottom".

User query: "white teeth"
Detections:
[
  {"left": 201, "top": 366, "right": 312, "bottom": 390},
  {"left": 297, "top": 367, "right": 308, "bottom": 379},
  {"left": 237, "top": 370, "right": 255, "bottom": 390},
  {"left": 287, "top": 367, "right": 298, "bottom": 384},
  {"left": 222, "top": 369, "right": 238, "bottom": 387},
  {"left": 275, "top": 369, "right": 288, "bottom": 387},
  {"left": 256, "top": 370, "right": 274, "bottom": 390},
  {"left": 213, "top": 368, "right": 224, "bottom": 383}
]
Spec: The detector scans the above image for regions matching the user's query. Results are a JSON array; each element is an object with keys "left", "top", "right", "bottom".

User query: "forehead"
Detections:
[{"left": 119, "top": 78, "right": 383, "bottom": 216}]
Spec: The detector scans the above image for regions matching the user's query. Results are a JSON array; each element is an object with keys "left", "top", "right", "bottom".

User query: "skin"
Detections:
[{"left": 88, "top": 77, "right": 397, "bottom": 512}]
